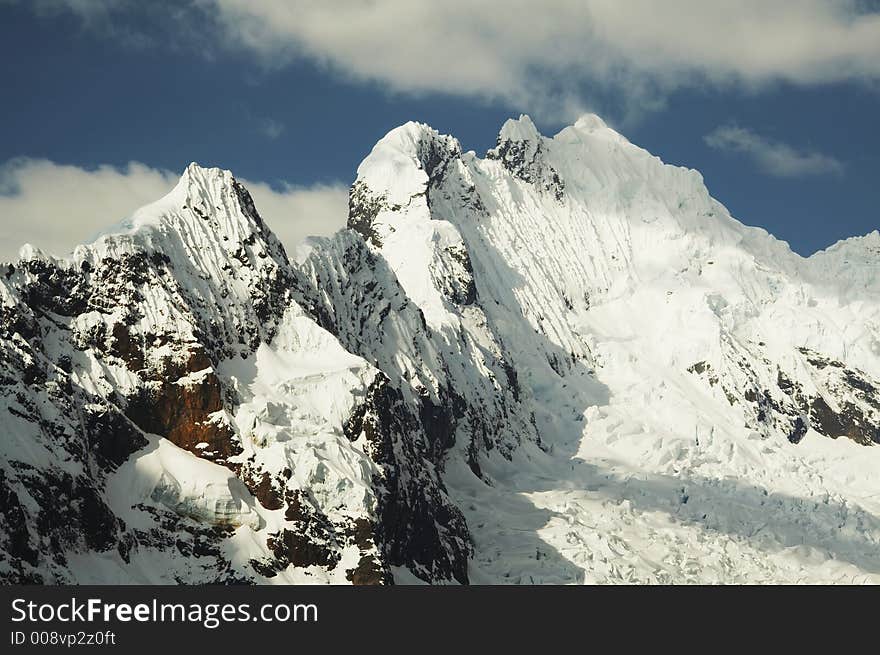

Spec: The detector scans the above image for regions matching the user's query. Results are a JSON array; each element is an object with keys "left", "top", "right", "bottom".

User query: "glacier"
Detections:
[{"left": 1, "top": 114, "right": 879, "bottom": 584}]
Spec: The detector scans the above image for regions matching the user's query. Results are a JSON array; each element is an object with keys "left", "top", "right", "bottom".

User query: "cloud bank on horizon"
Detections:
[{"left": 0, "top": 158, "right": 348, "bottom": 262}]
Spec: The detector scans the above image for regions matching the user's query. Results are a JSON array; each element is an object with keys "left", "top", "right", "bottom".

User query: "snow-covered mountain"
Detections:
[{"left": 2, "top": 115, "right": 880, "bottom": 584}]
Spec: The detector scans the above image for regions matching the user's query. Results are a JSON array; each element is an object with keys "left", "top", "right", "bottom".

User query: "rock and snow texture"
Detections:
[
  {"left": 0, "top": 165, "right": 467, "bottom": 584},
  {"left": 2, "top": 115, "right": 880, "bottom": 584},
  {"left": 332, "top": 114, "right": 880, "bottom": 583}
]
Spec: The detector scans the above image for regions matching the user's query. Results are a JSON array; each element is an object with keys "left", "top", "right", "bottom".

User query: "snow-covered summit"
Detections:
[
  {"left": 496, "top": 114, "right": 541, "bottom": 142},
  {"left": 354, "top": 121, "right": 462, "bottom": 208},
  {"left": 342, "top": 114, "right": 880, "bottom": 582},
  {"left": 0, "top": 153, "right": 473, "bottom": 584},
  {"left": 572, "top": 112, "right": 610, "bottom": 131},
  {"left": 83, "top": 162, "right": 275, "bottom": 254},
  {"left": 3, "top": 114, "right": 880, "bottom": 585}
]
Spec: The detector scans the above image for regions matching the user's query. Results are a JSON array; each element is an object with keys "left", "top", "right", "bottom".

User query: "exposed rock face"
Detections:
[
  {"left": 126, "top": 360, "right": 240, "bottom": 464},
  {"left": 313, "top": 114, "right": 880, "bottom": 584},
  {"left": 348, "top": 181, "right": 388, "bottom": 248},
  {"left": 487, "top": 115, "right": 565, "bottom": 201},
  {"left": 3, "top": 115, "right": 880, "bottom": 586},
  {"left": 349, "top": 373, "right": 471, "bottom": 584},
  {"left": 0, "top": 163, "right": 476, "bottom": 584},
  {"left": 684, "top": 344, "right": 880, "bottom": 448},
  {"left": 797, "top": 349, "right": 880, "bottom": 445}
]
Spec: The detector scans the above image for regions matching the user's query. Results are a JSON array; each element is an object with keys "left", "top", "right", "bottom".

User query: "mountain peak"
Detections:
[
  {"left": 81, "top": 162, "right": 263, "bottom": 253},
  {"left": 178, "top": 161, "right": 235, "bottom": 190},
  {"left": 497, "top": 114, "right": 541, "bottom": 143},
  {"left": 355, "top": 121, "right": 462, "bottom": 207},
  {"left": 7, "top": 115, "right": 880, "bottom": 587},
  {"left": 361, "top": 121, "right": 461, "bottom": 167},
  {"left": 572, "top": 113, "right": 608, "bottom": 132}
]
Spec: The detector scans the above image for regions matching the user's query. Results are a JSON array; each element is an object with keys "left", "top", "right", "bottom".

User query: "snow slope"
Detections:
[
  {"left": 0, "top": 164, "right": 468, "bottom": 584},
  {"left": 344, "top": 114, "right": 880, "bottom": 583},
  {"left": 2, "top": 115, "right": 879, "bottom": 584}
]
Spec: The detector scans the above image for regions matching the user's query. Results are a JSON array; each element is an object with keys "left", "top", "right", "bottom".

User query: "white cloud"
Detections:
[
  {"left": 200, "top": 0, "right": 880, "bottom": 120},
  {"left": 18, "top": 1, "right": 880, "bottom": 122},
  {"left": 245, "top": 180, "right": 348, "bottom": 252},
  {"left": 704, "top": 125, "right": 844, "bottom": 178},
  {"left": 0, "top": 159, "right": 178, "bottom": 261},
  {"left": 0, "top": 158, "right": 348, "bottom": 262}
]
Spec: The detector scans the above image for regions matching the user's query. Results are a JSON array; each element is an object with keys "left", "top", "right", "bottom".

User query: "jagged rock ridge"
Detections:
[{"left": 3, "top": 115, "right": 880, "bottom": 584}]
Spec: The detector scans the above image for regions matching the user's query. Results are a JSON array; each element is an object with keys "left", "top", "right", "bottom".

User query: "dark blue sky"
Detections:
[{"left": 1, "top": 2, "right": 877, "bottom": 255}]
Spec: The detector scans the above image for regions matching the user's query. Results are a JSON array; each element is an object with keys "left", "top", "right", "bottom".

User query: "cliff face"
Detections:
[
  {"left": 0, "top": 164, "right": 471, "bottom": 584},
  {"left": 3, "top": 116, "right": 880, "bottom": 585}
]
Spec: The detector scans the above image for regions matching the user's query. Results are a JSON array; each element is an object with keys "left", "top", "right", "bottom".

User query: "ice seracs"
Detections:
[
  {"left": 337, "top": 112, "right": 880, "bottom": 582},
  {"left": 2, "top": 116, "right": 880, "bottom": 585}
]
